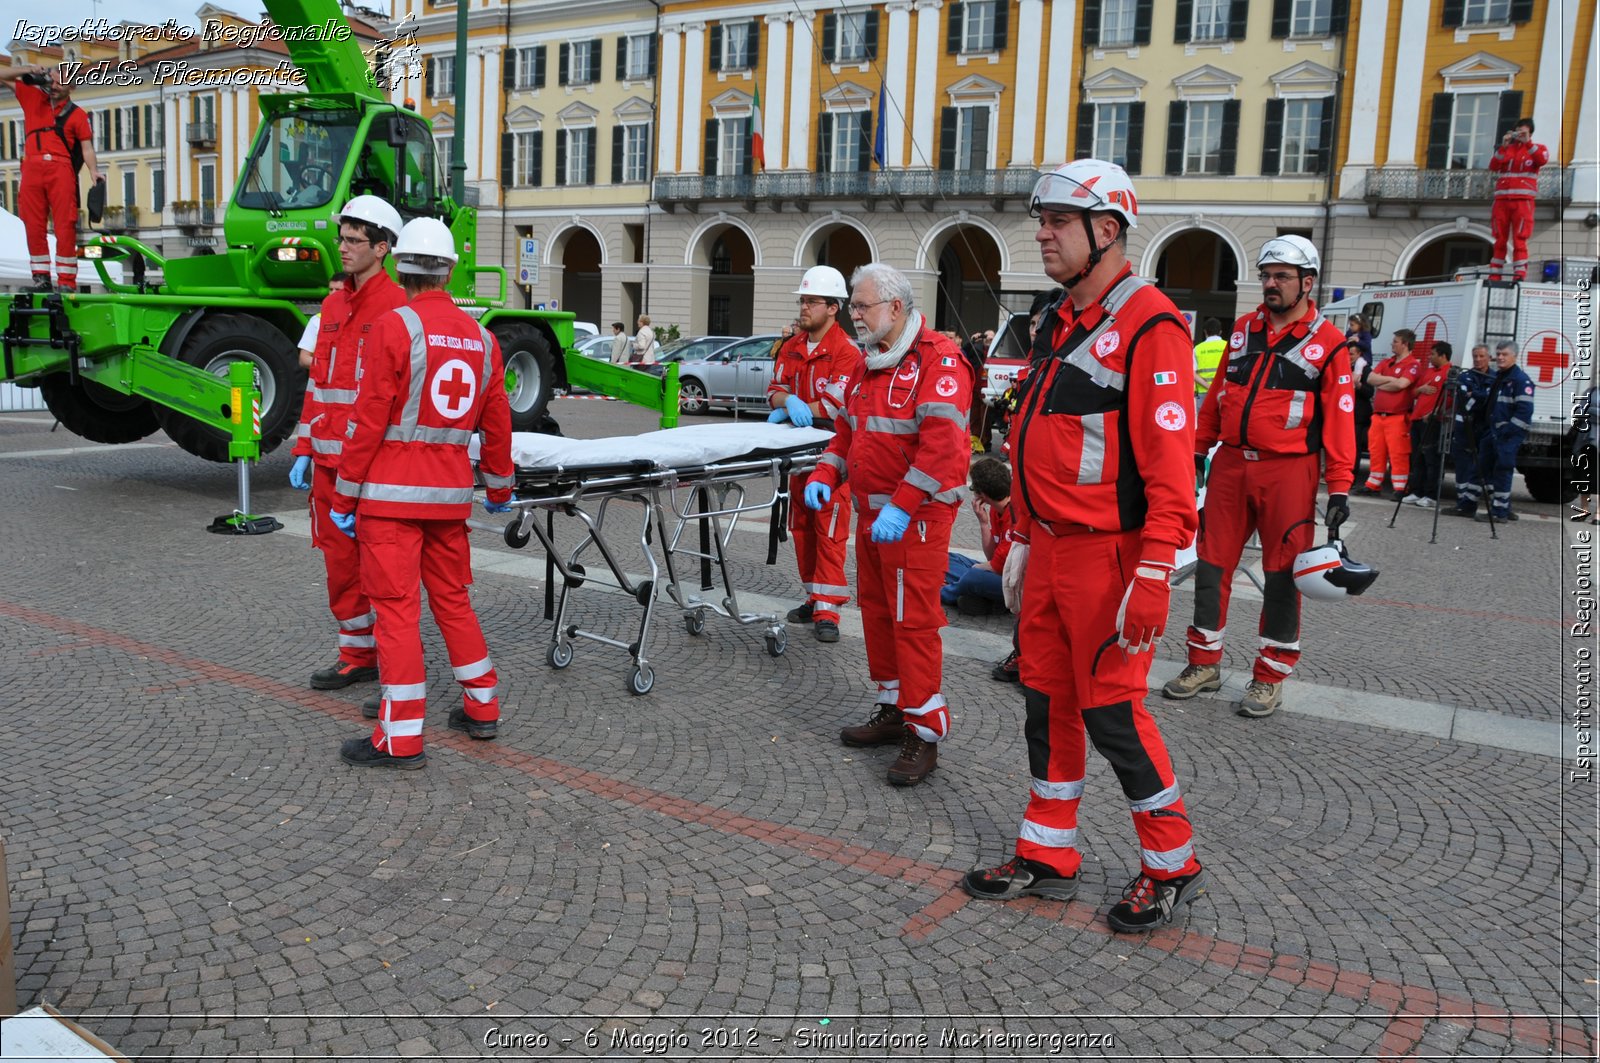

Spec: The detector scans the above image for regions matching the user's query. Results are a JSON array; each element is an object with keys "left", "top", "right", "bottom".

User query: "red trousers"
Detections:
[
  {"left": 1490, "top": 197, "right": 1535, "bottom": 281},
  {"left": 19, "top": 156, "right": 79, "bottom": 289},
  {"left": 787, "top": 473, "right": 851, "bottom": 622},
  {"left": 309, "top": 464, "right": 376, "bottom": 669},
  {"left": 856, "top": 517, "right": 950, "bottom": 741},
  {"left": 358, "top": 515, "right": 500, "bottom": 757},
  {"left": 1186, "top": 447, "right": 1318, "bottom": 683},
  {"left": 1364, "top": 412, "right": 1411, "bottom": 492},
  {"left": 1015, "top": 525, "right": 1199, "bottom": 879}
]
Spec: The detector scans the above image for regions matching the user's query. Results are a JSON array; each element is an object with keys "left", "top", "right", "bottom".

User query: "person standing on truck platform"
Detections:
[
  {"left": 1472, "top": 341, "right": 1535, "bottom": 523},
  {"left": 965, "top": 160, "right": 1207, "bottom": 933},
  {"left": 767, "top": 265, "right": 864, "bottom": 644},
  {"left": 288, "top": 196, "right": 407, "bottom": 694},
  {"left": 1, "top": 64, "right": 100, "bottom": 293},
  {"left": 1356, "top": 329, "right": 1422, "bottom": 497},
  {"left": 1488, "top": 118, "right": 1549, "bottom": 284},
  {"left": 330, "top": 217, "right": 515, "bottom": 769},
  {"left": 803, "top": 262, "right": 972, "bottom": 788},
  {"left": 1451, "top": 344, "right": 1496, "bottom": 518},
  {"left": 1163, "top": 235, "right": 1355, "bottom": 720}
]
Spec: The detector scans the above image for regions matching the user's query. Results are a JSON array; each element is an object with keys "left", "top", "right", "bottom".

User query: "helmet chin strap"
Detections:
[{"left": 1062, "top": 212, "right": 1115, "bottom": 290}]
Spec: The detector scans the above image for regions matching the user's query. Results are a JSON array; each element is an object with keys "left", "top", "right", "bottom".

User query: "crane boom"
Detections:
[{"left": 261, "top": 0, "right": 386, "bottom": 100}]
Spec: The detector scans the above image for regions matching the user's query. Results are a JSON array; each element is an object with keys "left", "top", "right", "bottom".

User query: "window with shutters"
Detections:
[
  {"left": 1449, "top": 92, "right": 1498, "bottom": 167},
  {"left": 1289, "top": 0, "right": 1332, "bottom": 35},
  {"left": 123, "top": 170, "right": 135, "bottom": 208},
  {"left": 1101, "top": 0, "right": 1138, "bottom": 45},
  {"left": 513, "top": 132, "right": 539, "bottom": 185},
  {"left": 717, "top": 118, "right": 746, "bottom": 175},
  {"left": 1193, "top": 0, "right": 1229, "bottom": 41},
  {"left": 831, "top": 112, "right": 866, "bottom": 171},
  {"left": 435, "top": 135, "right": 454, "bottom": 171},
  {"left": 962, "top": 1, "right": 998, "bottom": 51},
  {"left": 954, "top": 105, "right": 991, "bottom": 169},
  {"left": 838, "top": 12, "right": 870, "bottom": 61},
  {"left": 1094, "top": 103, "right": 1133, "bottom": 167},
  {"left": 568, "top": 40, "right": 598, "bottom": 84},
  {"left": 430, "top": 55, "right": 455, "bottom": 98},
  {"left": 722, "top": 22, "right": 752, "bottom": 69},
  {"left": 1462, "top": 0, "right": 1510, "bottom": 24},
  {"left": 151, "top": 167, "right": 164, "bottom": 211},
  {"left": 623, "top": 34, "right": 654, "bottom": 79},
  {"left": 512, "top": 47, "right": 540, "bottom": 89},
  {"left": 622, "top": 124, "right": 649, "bottom": 182},
  {"left": 1279, "top": 97, "right": 1324, "bottom": 173},
  {"left": 97, "top": 111, "right": 112, "bottom": 152},
  {"left": 565, "top": 127, "right": 594, "bottom": 184},
  {"left": 1183, "top": 100, "right": 1225, "bottom": 173}
]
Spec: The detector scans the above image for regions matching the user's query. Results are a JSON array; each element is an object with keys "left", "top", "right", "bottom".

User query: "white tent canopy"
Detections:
[{"left": 0, "top": 207, "right": 124, "bottom": 288}]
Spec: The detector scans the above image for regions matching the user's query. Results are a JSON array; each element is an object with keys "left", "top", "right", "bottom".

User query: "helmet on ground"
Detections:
[
  {"left": 1293, "top": 538, "right": 1378, "bottom": 601},
  {"left": 335, "top": 195, "right": 403, "bottom": 243},
  {"left": 1258, "top": 235, "right": 1321, "bottom": 274},
  {"left": 1028, "top": 159, "right": 1139, "bottom": 229},
  {"left": 392, "top": 217, "right": 459, "bottom": 275},
  {"left": 794, "top": 265, "right": 849, "bottom": 301}
]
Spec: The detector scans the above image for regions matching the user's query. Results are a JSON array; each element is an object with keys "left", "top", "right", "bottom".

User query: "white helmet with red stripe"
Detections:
[
  {"left": 1028, "top": 159, "right": 1140, "bottom": 230},
  {"left": 1293, "top": 538, "right": 1379, "bottom": 601}
]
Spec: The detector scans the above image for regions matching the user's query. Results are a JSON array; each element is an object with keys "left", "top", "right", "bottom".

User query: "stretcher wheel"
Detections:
[
  {"left": 628, "top": 665, "right": 655, "bottom": 696},
  {"left": 547, "top": 642, "right": 573, "bottom": 669},
  {"left": 634, "top": 580, "right": 654, "bottom": 606},
  {"left": 566, "top": 562, "right": 586, "bottom": 589},
  {"left": 765, "top": 631, "right": 787, "bottom": 657},
  {"left": 504, "top": 519, "right": 531, "bottom": 549},
  {"left": 685, "top": 612, "right": 706, "bottom": 636}
]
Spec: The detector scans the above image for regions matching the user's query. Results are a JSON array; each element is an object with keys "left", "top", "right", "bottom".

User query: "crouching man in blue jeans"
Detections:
[{"left": 942, "top": 457, "right": 1012, "bottom": 615}]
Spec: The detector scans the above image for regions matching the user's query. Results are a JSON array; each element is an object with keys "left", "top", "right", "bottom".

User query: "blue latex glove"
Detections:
[
  {"left": 871, "top": 503, "right": 911, "bottom": 543},
  {"left": 803, "top": 480, "right": 831, "bottom": 510},
  {"left": 329, "top": 508, "right": 356, "bottom": 539},
  {"left": 289, "top": 455, "right": 312, "bottom": 490},
  {"left": 767, "top": 405, "right": 790, "bottom": 424},
  {"left": 784, "top": 394, "right": 813, "bottom": 428},
  {"left": 482, "top": 494, "right": 518, "bottom": 514}
]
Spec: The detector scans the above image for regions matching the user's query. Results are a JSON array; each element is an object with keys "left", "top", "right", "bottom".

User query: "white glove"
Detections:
[{"left": 1002, "top": 543, "right": 1029, "bottom": 614}]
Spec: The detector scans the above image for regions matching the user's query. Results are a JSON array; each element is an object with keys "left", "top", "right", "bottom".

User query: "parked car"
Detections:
[
  {"left": 573, "top": 333, "right": 615, "bottom": 360},
  {"left": 671, "top": 335, "right": 783, "bottom": 414},
  {"left": 647, "top": 335, "right": 741, "bottom": 371}
]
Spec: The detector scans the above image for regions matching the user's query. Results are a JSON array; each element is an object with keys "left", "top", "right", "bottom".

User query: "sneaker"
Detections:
[
  {"left": 448, "top": 707, "right": 498, "bottom": 740},
  {"left": 1162, "top": 664, "right": 1222, "bottom": 700},
  {"left": 1401, "top": 494, "right": 1422, "bottom": 505},
  {"left": 814, "top": 618, "right": 840, "bottom": 643},
  {"left": 1415, "top": 497, "right": 1436, "bottom": 509},
  {"left": 310, "top": 659, "right": 379, "bottom": 690},
  {"left": 1106, "top": 868, "right": 1207, "bottom": 932},
  {"left": 956, "top": 594, "right": 1003, "bottom": 616},
  {"left": 339, "top": 736, "right": 425, "bottom": 770},
  {"left": 361, "top": 693, "right": 381, "bottom": 719},
  {"left": 840, "top": 704, "right": 905, "bottom": 747},
  {"left": 1237, "top": 679, "right": 1283, "bottom": 718},
  {"left": 962, "top": 856, "right": 1079, "bottom": 901},
  {"left": 785, "top": 601, "right": 814, "bottom": 623},
  {"left": 886, "top": 731, "right": 937, "bottom": 786},
  {"left": 990, "top": 650, "right": 1020, "bottom": 683}
]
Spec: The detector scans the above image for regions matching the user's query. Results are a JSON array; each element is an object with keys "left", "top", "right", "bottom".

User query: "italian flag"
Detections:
[{"left": 752, "top": 87, "right": 766, "bottom": 170}]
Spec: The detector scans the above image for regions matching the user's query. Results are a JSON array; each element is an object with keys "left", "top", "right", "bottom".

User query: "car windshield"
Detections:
[
  {"left": 236, "top": 109, "right": 360, "bottom": 212},
  {"left": 659, "top": 338, "right": 735, "bottom": 363}
]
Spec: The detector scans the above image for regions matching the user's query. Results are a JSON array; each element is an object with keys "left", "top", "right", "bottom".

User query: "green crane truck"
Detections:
[{"left": 1, "top": 0, "right": 677, "bottom": 516}]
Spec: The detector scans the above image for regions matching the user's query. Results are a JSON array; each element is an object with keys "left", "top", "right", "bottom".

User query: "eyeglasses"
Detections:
[
  {"left": 338, "top": 235, "right": 372, "bottom": 248},
  {"left": 848, "top": 299, "right": 890, "bottom": 314},
  {"left": 796, "top": 297, "right": 828, "bottom": 307},
  {"left": 1258, "top": 270, "right": 1299, "bottom": 284}
]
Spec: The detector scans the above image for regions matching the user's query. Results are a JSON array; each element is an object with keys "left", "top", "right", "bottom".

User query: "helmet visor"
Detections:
[{"left": 1028, "top": 172, "right": 1104, "bottom": 218}]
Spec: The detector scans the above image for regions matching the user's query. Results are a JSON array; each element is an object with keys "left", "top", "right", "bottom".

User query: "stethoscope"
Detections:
[{"left": 884, "top": 353, "right": 923, "bottom": 410}]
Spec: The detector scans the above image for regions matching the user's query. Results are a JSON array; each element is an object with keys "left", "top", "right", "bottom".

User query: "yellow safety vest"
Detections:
[{"left": 1193, "top": 337, "right": 1227, "bottom": 398}]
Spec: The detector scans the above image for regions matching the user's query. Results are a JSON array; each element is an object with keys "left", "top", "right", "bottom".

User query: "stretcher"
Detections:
[{"left": 472, "top": 423, "right": 835, "bottom": 695}]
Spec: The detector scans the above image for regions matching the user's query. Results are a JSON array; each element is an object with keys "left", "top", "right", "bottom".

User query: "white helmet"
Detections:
[
  {"left": 335, "top": 194, "right": 403, "bottom": 244},
  {"left": 392, "top": 217, "right": 459, "bottom": 275},
  {"left": 1258, "top": 235, "right": 1321, "bottom": 274},
  {"left": 1029, "top": 159, "right": 1139, "bottom": 229},
  {"left": 794, "top": 265, "right": 849, "bottom": 301},
  {"left": 1293, "top": 538, "right": 1379, "bottom": 601}
]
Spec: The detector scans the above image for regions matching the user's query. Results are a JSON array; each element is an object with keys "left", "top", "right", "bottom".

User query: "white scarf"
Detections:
[{"left": 864, "top": 310, "right": 925, "bottom": 372}]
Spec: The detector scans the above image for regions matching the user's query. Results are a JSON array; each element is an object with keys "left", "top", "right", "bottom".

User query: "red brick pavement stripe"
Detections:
[{"left": 1, "top": 598, "right": 1591, "bottom": 1057}]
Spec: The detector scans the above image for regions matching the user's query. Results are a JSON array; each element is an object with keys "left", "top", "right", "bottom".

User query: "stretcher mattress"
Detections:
[{"left": 470, "top": 422, "right": 835, "bottom": 475}]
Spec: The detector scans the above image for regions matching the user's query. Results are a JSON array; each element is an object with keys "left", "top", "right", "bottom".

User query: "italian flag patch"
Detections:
[
  {"left": 1153, "top": 371, "right": 1178, "bottom": 386},
  {"left": 941, "top": 356, "right": 958, "bottom": 367}
]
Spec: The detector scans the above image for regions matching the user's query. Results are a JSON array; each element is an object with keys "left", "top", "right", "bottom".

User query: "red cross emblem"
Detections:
[
  {"left": 431, "top": 358, "right": 477, "bottom": 418},
  {"left": 1525, "top": 331, "right": 1572, "bottom": 387},
  {"left": 1412, "top": 315, "right": 1446, "bottom": 363},
  {"left": 1155, "top": 400, "right": 1187, "bottom": 432}
]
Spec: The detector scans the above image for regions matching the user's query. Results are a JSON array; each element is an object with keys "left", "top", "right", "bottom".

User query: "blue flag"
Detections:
[{"left": 873, "top": 87, "right": 887, "bottom": 169}]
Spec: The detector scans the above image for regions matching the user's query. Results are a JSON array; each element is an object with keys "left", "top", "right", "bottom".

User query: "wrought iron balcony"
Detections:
[
  {"left": 652, "top": 168, "right": 1041, "bottom": 210},
  {"left": 1361, "top": 166, "right": 1575, "bottom": 216},
  {"left": 185, "top": 121, "right": 216, "bottom": 147}
]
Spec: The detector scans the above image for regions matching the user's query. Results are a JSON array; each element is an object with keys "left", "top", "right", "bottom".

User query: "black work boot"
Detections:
[
  {"left": 310, "top": 659, "right": 379, "bottom": 690},
  {"left": 786, "top": 601, "right": 814, "bottom": 623},
  {"left": 339, "top": 737, "right": 425, "bottom": 770},
  {"left": 448, "top": 707, "right": 498, "bottom": 740},
  {"left": 1106, "top": 868, "right": 1208, "bottom": 932},
  {"left": 963, "top": 857, "right": 1079, "bottom": 901},
  {"left": 840, "top": 703, "right": 903, "bottom": 747}
]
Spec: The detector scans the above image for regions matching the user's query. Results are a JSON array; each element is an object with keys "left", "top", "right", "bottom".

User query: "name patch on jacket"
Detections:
[{"left": 428, "top": 333, "right": 486, "bottom": 352}]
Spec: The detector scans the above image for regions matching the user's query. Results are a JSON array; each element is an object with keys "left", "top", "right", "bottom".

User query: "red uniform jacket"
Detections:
[
  {"left": 1009, "top": 268, "right": 1198, "bottom": 567},
  {"left": 990, "top": 502, "right": 1014, "bottom": 571},
  {"left": 767, "top": 320, "right": 864, "bottom": 420},
  {"left": 810, "top": 320, "right": 973, "bottom": 524},
  {"left": 1409, "top": 362, "right": 1451, "bottom": 422},
  {"left": 1369, "top": 353, "right": 1422, "bottom": 416},
  {"left": 1198, "top": 301, "right": 1357, "bottom": 495},
  {"left": 1489, "top": 139, "right": 1549, "bottom": 200},
  {"left": 14, "top": 82, "right": 90, "bottom": 162},
  {"left": 293, "top": 271, "right": 406, "bottom": 466},
  {"left": 333, "top": 290, "right": 514, "bottom": 520}
]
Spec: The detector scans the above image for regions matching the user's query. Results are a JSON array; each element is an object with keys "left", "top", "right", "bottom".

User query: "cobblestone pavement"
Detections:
[{"left": 0, "top": 400, "right": 1594, "bottom": 1061}]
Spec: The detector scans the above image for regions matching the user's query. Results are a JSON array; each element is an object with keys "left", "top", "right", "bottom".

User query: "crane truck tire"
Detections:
[
  {"left": 38, "top": 375, "right": 160, "bottom": 444},
  {"left": 155, "top": 313, "right": 305, "bottom": 463},
  {"left": 1522, "top": 463, "right": 1577, "bottom": 505},
  {"left": 490, "top": 321, "right": 557, "bottom": 434}
]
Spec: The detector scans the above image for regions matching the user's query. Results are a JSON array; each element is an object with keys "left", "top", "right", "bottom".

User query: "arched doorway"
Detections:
[
  {"left": 1404, "top": 234, "right": 1492, "bottom": 281},
  {"left": 702, "top": 227, "right": 756, "bottom": 336},
  {"left": 559, "top": 228, "right": 604, "bottom": 327},
  {"left": 805, "top": 223, "right": 873, "bottom": 282},
  {"left": 930, "top": 226, "right": 1003, "bottom": 338},
  {"left": 1153, "top": 228, "right": 1239, "bottom": 332}
]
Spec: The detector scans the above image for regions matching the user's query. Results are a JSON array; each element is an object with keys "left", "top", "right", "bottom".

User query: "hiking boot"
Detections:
[
  {"left": 1107, "top": 868, "right": 1207, "bottom": 932},
  {"left": 840, "top": 704, "right": 904, "bottom": 747},
  {"left": 814, "top": 618, "right": 840, "bottom": 643},
  {"left": 448, "top": 707, "right": 498, "bottom": 740},
  {"left": 24, "top": 276, "right": 52, "bottom": 294},
  {"left": 956, "top": 593, "right": 1002, "bottom": 616},
  {"left": 1237, "top": 680, "right": 1283, "bottom": 718},
  {"left": 962, "top": 856, "right": 1078, "bottom": 901},
  {"left": 311, "top": 659, "right": 379, "bottom": 690},
  {"left": 1162, "top": 664, "right": 1222, "bottom": 700},
  {"left": 338, "top": 737, "right": 425, "bottom": 770},
  {"left": 361, "top": 693, "right": 381, "bottom": 719},
  {"left": 785, "top": 601, "right": 814, "bottom": 623},
  {"left": 990, "top": 650, "right": 1020, "bottom": 683},
  {"left": 886, "top": 731, "right": 937, "bottom": 787}
]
